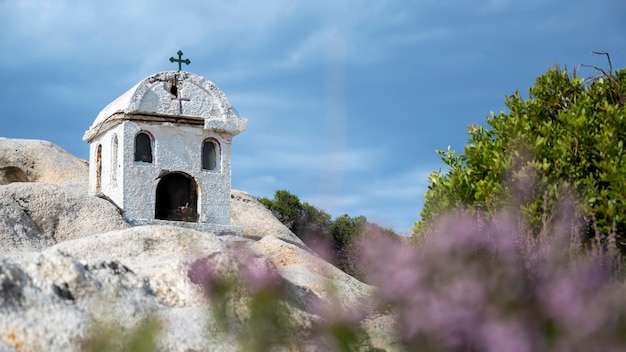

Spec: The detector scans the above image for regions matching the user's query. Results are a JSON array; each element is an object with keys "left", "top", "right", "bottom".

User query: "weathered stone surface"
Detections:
[
  {"left": 84, "top": 71, "right": 246, "bottom": 235},
  {"left": 230, "top": 189, "right": 306, "bottom": 247},
  {"left": 0, "top": 251, "right": 160, "bottom": 352},
  {"left": 0, "top": 138, "right": 398, "bottom": 351},
  {"left": 0, "top": 228, "right": 243, "bottom": 351},
  {"left": 254, "top": 235, "right": 377, "bottom": 314},
  {"left": 0, "top": 225, "right": 383, "bottom": 351},
  {"left": 0, "top": 182, "right": 129, "bottom": 255},
  {"left": 0, "top": 138, "right": 88, "bottom": 186},
  {"left": 50, "top": 225, "right": 223, "bottom": 307},
  {"left": 362, "top": 314, "right": 404, "bottom": 352},
  {"left": 0, "top": 221, "right": 394, "bottom": 350}
]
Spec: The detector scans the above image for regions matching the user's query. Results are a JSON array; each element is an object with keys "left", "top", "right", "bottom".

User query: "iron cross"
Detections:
[{"left": 169, "top": 50, "right": 190, "bottom": 71}]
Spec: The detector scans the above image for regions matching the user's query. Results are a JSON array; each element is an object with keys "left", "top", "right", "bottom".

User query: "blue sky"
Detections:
[{"left": 1, "top": 1, "right": 625, "bottom": 235}]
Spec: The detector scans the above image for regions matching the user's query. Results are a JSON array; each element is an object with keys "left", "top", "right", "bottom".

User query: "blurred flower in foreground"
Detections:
[
  {"left": 187, "top": 247, "right": 378, "bottom": 351},
  {"left": 361, "top": 211, "right": 626, "bottom": 352}
]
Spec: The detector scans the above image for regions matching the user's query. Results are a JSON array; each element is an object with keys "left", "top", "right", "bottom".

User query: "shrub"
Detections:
[
  {"left": 415, "top": 64, "right": 626, "bottom": 254},
  {"left": 81, "top": 316, "right": 161, "bottom": 352},
  {"left": 258, "top": 189, "right": 332, "bottom": 244},
  {"left": 365, "top": 209, "right": 626, "bottom": 351},
  {"left": 259, "top": 189, "right": 400, "bottom": 280},
  {"left": 187, "top": 248, "right": 371, "bottom": 351}
]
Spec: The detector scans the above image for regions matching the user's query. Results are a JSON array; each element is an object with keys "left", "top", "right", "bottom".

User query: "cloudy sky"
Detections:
[{"left": 1, "top": 1, "right": 625, "bottom": 234}]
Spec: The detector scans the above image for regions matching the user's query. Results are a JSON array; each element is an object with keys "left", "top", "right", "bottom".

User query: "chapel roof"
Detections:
[{"left": 83, "top": 71, "right": 246, "bottom": 142}]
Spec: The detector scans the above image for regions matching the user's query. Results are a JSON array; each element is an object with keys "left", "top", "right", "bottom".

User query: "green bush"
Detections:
[
  {"left": 258, "top": 189, "right": 332, "bottom": 243},
  {"left": 415, "top": 65, "right": 626, "bottom": 253},
  {"left": 259, "top": 190, "right": 399, "bottom": 280},
  {"left": 81, "top": 316, "right": 161, "bottom": 352}
]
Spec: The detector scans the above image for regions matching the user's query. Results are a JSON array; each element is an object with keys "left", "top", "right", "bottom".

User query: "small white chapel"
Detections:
[{"left": 83, "top": 51, "right": 247, "bottom": 235}]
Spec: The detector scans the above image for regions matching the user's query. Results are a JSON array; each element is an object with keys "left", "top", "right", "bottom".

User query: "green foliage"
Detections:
[
  {"left": 207, "top": 272, "right": 296, "bottom": 352},
  {"left": 330, "top": 214, "right": 367, "bottom": 247},
  {"left": 81, "top": 316, "right": 161, "bottom": 352},
  {"left": 259, "top": 189, "right": 332, "bottom": 241},
  {"left": 259, "top": 190, "right": 400, "bottom": 280},
  {"left": 191, "top": 256, "right": 372, "bottom": 351},
  {"left": 328, "top": 214, "right": 367, "bottom": 279},
  {"left": 258, "top": 190, "right": 305, "bottom": 230},
  {"left": 342, "top": 222, "right": 403, "bottom": 280},
  {"left": 415, "top": 65, "right": 626, "bottom": 252}
]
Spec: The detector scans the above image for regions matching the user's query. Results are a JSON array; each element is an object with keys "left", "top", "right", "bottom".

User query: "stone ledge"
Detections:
[{"left": 126, "top": 218, "right": 243, "bottom": 236}]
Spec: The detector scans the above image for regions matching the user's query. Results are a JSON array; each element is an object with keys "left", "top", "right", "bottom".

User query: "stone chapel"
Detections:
[{"left": 83, "top": 62, "right": 247, "bottom": 235}]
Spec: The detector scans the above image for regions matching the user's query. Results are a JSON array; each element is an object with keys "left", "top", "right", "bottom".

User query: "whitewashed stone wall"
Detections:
[
  {"left": 84, "top": 71, "right": 246, "bottom": 235},
  {"left": 120, "top": 121, "right": 234, "bottom": 224},
  {"left": 87, "top": 124, "right": 125, "bottom": 206}
]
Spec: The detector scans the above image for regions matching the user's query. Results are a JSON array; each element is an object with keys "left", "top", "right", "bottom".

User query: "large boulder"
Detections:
[
  {"left": 49, "top": 225, "right": 227, "bottom": 308},
  {"left": 0, "top": 138, "right": 398, "bottom": 351},
  {"left": 254, "top": 235, "right": 377, "bottom": 313},
  {"left": 0, "top": 251, "right": 160, "bottom": 351},
  {"left": 0, "top": 182, "right": 129, "bottom": 255},
  {"left": 0, "top": 138, "right": 305, "bottom": 250},
  {"left": 0, "top": 138, "right": 88, "bottom": 186},
  {"left": 230, "top": 189, "right": 305, "bottom": 247},
  {"left": 0, "top": 226, "right": 386, "bottom": 351}
]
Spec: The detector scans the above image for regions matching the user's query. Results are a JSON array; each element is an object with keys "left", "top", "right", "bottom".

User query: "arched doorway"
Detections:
[{"left": 155, "top": 172, "right": 198, "bottom": 222}]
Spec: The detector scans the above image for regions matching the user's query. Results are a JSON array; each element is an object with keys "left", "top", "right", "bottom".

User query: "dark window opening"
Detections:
[
  {"left": 135, "top": 132, "right": 153, "bottom": 163},
  {"left": 202, "top": 140, "right": 217, "bottom": 170},
  {"left": 155, "top": 173, "right": 198, "bottom": 222}
]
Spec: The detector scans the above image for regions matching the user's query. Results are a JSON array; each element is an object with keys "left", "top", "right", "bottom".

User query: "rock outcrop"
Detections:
[
  {"left": 230, "top": 189, "right": 306, "bottom": 247},
  {"left": 0, "top": 183, "right": 129, "bottom": 255},
  {"left": 0, "top": 138, "right": 88, "bottom": 186},
  {"left": 0, "top": 138, "right": 397, "bottom": 351}
]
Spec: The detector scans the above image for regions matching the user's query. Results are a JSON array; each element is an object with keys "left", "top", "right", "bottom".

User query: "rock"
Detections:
[
  {"left": 0, "top": 182, "right": 129, "bottom": 255},
  {"left": 0, "top": 224, "right": 390, "bottom": 350},
  {"left": 0, "top": 138, "right": 88, "bottom": 186},
  {"left": 0, "top": 252, "right": 159, "bottom": 352},
  {"left": 0, "top": 138, "right": 399, "bottom": 351},
  {"left": 230, "top": 189, "right": 306, "bottom": 248},
  {"left": 361, "top": 314, "right": 404, "bottom": 352},
  {"left": 49, "top": 225, "right": 226, "bottom": 307},
  {"left": 254, "top": 235, "right": 377, "bottom": 314}
]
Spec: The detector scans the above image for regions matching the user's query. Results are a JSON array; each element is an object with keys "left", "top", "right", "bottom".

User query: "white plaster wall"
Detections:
[
  {"left": 87, "top": 124, "right": 125, "bottom": 209},
  {"left": 84, "top": 71, "right": 246, "bottom": 234},
  {"left": 88, "top": 71, "right": 241, "bottom": 132},
  {"left": 120, "top": 121, "right": 233, "bottom": 225}
]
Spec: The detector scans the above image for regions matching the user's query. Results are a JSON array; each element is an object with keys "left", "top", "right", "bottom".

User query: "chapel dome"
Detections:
[{"left": 84, "top": 71, "right": 245, "bottom": 142}]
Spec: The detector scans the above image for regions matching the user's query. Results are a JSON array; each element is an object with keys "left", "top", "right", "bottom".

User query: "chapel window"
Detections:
[
  {"left": 96, "top": 144, "right": 102, "bottom": 192},
  {"left": 135, "top": 132, "right": 153, "bottom": 163},
  {"left": 111, "top": 134, "right": 118, "bottom": 184},
  {"left": 202, "top": 139, "right": 219, "bottom": 170}
]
